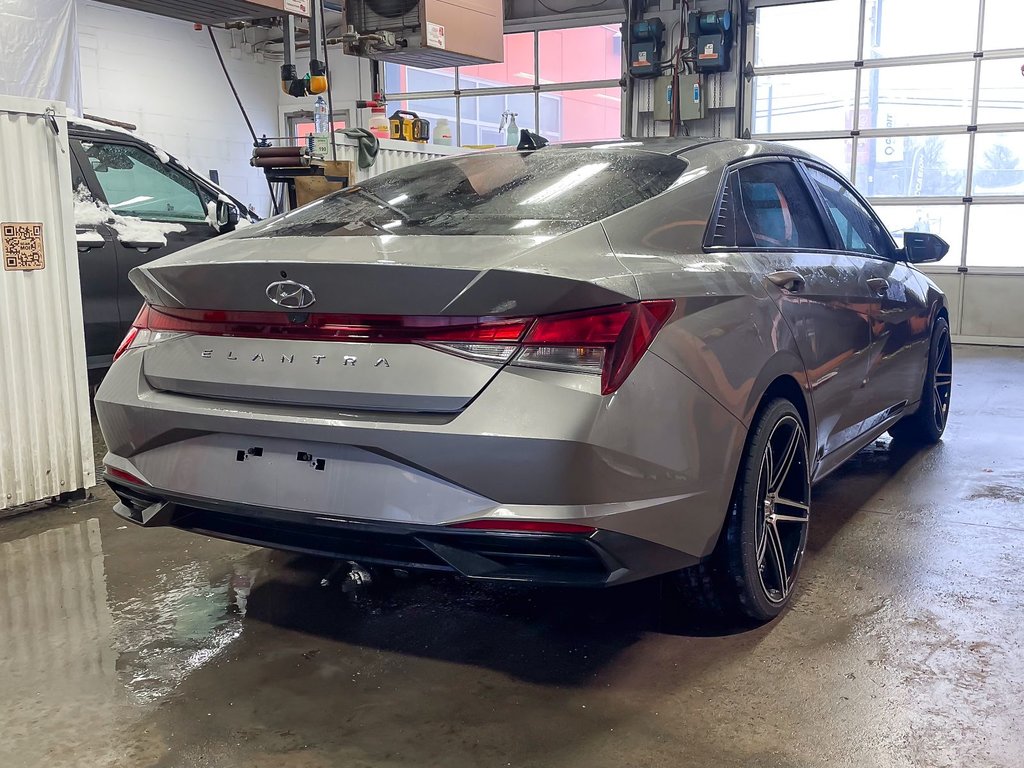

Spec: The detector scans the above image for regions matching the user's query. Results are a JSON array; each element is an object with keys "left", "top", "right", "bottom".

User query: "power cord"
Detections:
[
  {"left": 207, "top": 26, "right": 280, "bottom": 215},
  {"left": 535, "top": 0, "right": 616, "bottom": 14}
]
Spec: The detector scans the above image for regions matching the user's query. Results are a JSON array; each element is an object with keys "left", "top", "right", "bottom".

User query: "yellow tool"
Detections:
[{"left": 389, "top": 110, "right": 430, "bottom": 143}]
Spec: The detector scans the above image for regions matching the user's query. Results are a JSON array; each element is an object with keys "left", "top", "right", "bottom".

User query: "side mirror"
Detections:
[
  {"left": 902, "top": 231, "right": 949, "bottom": 264},
  {"left": 212, "top": 199, "right": 240, "bottom": 235}
]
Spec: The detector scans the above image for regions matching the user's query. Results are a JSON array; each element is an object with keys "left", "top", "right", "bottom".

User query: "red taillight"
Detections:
[
  {"left": 448, "top": 519, "right": 596, "bottom": 534},
  {"left": 135, "top": 305, "right": 532, "bottom": 344},
  {"left": 112, "top": 305, "right": 152, "bottom": 361},
  {"left": 112, "top": 327, "right": 139, "bottom": 362},
  {"left": 519, "top": 300, "right": 675, "bottom": 395},
  {"left": 118, "top": 300, "right": 674, "bottom": 394},
  {"left": 105, "top": 466, "right": 148, "bottom": 486}
]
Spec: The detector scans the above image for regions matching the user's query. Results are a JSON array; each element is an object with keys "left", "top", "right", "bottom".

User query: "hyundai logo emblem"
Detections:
[{"left": 266, "top": 280, "right": 316, "bottom": 309}]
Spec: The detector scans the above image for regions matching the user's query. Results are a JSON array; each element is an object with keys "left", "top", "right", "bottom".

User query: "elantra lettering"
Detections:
[{"left": 200, "top": 350, "right": 391, "bottom": 369}]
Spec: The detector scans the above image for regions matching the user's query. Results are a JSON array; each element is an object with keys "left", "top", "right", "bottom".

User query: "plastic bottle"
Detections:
[
  {"left": 505, "top": 113, "right": 519, "bottom": 146},
  {"left": 313, "top": 96, "right": 329, "bottom": 134},
  {"left": 368, "top": 106, "right": 390, "bottom": 140},
  {"left": 434, "top": 118, "right": 453, "bottom": 146}
]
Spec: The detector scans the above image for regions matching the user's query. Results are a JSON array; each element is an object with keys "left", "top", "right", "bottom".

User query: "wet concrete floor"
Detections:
[{"left": 1, "top": 345, "right": 1022, "bottom": 768}]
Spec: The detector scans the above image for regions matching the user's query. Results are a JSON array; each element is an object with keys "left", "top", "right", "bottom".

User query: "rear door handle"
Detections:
[
  {"left": 867, "top": 277, "right": 890, "bottom": 296},
  {"left": 766, "top": 270, "right": 806, "bottom": 293},
  {"left": 119, "top": 239, "right": 165, "bottom": 253}
]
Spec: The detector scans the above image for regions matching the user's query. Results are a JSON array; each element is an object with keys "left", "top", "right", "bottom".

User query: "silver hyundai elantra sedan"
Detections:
[{"left": 96, "top": 138, "right": 952, "bottom": 622}]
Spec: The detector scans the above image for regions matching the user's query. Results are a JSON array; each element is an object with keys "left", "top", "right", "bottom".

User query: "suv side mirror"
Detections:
[
  {"left": 902, "top": 231, "right": 949, "bottom": 264},
  {"left": 213, "top": 199, "right": 240, "bottom": 235}
]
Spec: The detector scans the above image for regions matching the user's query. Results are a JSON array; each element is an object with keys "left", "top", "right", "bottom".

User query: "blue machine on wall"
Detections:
[
  {"left": 689, "top": 9, "right": 733, "bottom": 73},
  {"left": 629, "top": 18, "right": 665, "bottom": 79}
]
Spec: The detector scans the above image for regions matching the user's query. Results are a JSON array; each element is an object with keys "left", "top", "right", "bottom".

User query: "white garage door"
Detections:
[{"left": 746, "top": 0, "right": 1024, "bottom": 345}]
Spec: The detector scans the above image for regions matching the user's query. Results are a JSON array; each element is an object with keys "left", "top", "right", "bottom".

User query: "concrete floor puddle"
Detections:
[{"left": 1, "top": 346, "right": 1022, "bottom": 768}]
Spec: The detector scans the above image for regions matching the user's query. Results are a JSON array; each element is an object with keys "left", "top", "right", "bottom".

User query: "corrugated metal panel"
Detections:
[
  {"left": 0, "top": 95, "right": 95, "bottom": 509},
  {"left": 332, "top": 138, "right": 466, "bottom": 184}
]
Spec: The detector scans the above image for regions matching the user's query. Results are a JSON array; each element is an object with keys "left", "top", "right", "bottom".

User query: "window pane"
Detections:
[
  {"left": 805, "top": 167, "right": 895, "bottom": 257},
  {"left": 384, "top": 63, "right": 456, "bottom": 95},
  {"left": 458, "top": 94, "right": 536, "bottom": 147},
  {"left": 754, "top": 0, "right": 860, "bottom": 67},
  {"left": 983, "top": 0, "right": 1024, "bottom": 51},
  {"left": 872, "top": 204, "right": 964, "bottom": 265},
  {"left": 966, "top": 204, "right": 1024, "bottom": 266},
  {"left": 80, "top": 141, "right": 205, "bottom": 222},
  {"left": 972, "top": 132, "right": 1024, "bottom": 195},
  {"left": 858, "top": 62, "right": 974, "bottom": 129},
  {"left": 977, "top": 59, "right": 1024, "bottom": 125},
  {"left": 736, "top": 163, "right": 830, "bottom": 250},
  {"left": 855, "top": 134, "right": 970, "bottom": 197},
  {"left": 291, "top": 116, "right": 347, "bottom": 140},
  {"left": 782, "top": 139, "right": 854, "bottom": 179},
  {"left": 864, "top": 0, "right": 979, "bottom": 59},
  {"left": 752, "top": 71, "right": 856, "bottom": 134},
  {"left": 538, "top": 25, "right": 622, "bottom": 84},
  {"left": 540, "top": 88, "right": 620, "bottom": 143},
  {"left": 459, "top": 33, "right": 535, "bottom": 89}
]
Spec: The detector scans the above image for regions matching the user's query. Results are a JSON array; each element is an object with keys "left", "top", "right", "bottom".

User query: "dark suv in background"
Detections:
[{"left": 69, "top": 117, "right": 257, "bottom": 379}]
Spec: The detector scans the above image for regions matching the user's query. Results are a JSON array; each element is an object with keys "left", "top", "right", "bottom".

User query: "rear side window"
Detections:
[
  {"left": 708, "top": 161, "right": 829, "bottom": 250},
  {"left": 804, "top": 166, "right": 895, "bottom": 258},
  {"left": 238, "top": 148, "right": 689, "bottom": 239}
]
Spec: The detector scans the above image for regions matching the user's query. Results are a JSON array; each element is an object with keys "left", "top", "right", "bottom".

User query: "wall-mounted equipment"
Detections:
[
  {"left": 651, "top": 73, "right": 705, "bottom": 122},
  {"left": 628, "top": 18, "right": 665, "bottom": 79},
  {"left": 343, "top": 0, "right": 503, "bottom": 68},
  {"left": 688, "top": 10, "right": 733, "bottom": 73}
]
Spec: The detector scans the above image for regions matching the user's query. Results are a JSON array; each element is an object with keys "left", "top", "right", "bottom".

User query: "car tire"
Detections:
[
  {"left": 888, "top": 316, "right": 952, "bottom": 446},
  {"left": 674, "top": 398, "right": 811, "bottom": 623}
]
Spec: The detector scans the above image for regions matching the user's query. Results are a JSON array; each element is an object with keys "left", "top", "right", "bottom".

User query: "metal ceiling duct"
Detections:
[{"left": 90, "top": 0, "right": 309, "bottom": 24}]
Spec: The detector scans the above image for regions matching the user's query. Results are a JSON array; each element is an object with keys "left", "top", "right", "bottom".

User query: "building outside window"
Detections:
[{"left": 383, "top": 25, "right": 623, "bottom": 147}]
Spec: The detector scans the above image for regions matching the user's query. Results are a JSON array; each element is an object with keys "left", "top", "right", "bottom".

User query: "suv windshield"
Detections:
[{"left": 239, "top": 148, "right": 687, "bottom": 238}]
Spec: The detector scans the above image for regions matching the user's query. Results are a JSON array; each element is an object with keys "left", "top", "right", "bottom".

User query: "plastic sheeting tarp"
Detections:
[{"left": 0, "top": 0, "right": 82, "bottom": 115}]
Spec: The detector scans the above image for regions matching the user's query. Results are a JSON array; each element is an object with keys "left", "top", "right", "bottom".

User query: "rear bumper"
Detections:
[
  {"left": 107, "top": 476, "right": 696, "bottom": 586},
  {"left": 96, "top": 346, "right": 747, "bottom": 562}
]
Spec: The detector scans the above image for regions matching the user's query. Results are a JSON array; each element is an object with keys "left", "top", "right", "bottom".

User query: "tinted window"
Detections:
[
  {"left": 239, "top": 148, "right": 688, "bottom": 239},
  {"left": 733, "top": 162, "right": 830, "bottom": 250},
  {"left": 81, "top": 142, "right": 207, "bottom": 223},
  {"left": 805, "top": 166, "right": 895, "bottom": 258}
]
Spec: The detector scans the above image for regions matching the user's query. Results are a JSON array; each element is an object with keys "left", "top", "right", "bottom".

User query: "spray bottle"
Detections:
[{"left": 498, "top": 110, "right": 520, "bottom": 147}]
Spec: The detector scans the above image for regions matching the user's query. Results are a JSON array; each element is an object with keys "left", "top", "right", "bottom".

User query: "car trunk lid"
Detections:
[{"left": 128, "top": 229, "right": 638, "bottom": 412}]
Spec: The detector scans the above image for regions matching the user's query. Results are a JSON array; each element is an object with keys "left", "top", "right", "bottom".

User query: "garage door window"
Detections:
[
  {"left": 748, "top": 0, "right": 1024, "bottom": 273},
  {"left": 82, "top": 142, "right": 207, "bottom": 223}
]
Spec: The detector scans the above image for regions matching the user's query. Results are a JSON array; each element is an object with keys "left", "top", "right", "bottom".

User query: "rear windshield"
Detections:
[{"left": 239, "top": 148, "right": 688, "bottom": 238}]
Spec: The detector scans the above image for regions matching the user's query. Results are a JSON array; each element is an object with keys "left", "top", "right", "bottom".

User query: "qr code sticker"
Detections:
[{"left": 2, "top": 223, "right": 46, "bottom": 272}]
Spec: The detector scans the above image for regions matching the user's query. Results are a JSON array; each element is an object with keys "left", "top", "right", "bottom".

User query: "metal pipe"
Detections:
[
  {"left": 308, "top": 0, "right": 327, "bottom": 94},
  {"left": 734, "top": 0, "right": 746, "bottom": 138},
  {"left": 281, "top": 15, "right": 297, "bottom": 96},
  {"left": 621, "top": 8, "right": 634, "bottom": 138},
  {"left": 320, "top": 0, "right": 338, "bottom": 161}
]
